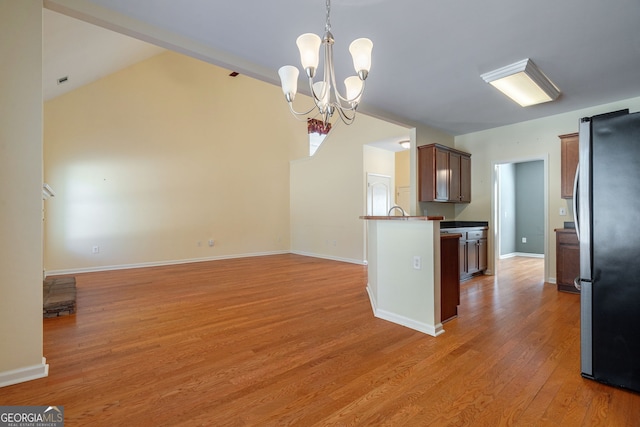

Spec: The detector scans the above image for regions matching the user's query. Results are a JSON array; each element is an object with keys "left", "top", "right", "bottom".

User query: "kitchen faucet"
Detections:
[{"left": 387, "top": 205, "right": 407, "bottom": 216}]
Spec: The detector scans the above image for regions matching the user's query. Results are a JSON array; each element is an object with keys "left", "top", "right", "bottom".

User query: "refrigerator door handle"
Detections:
[
  {"left": 573, "top": 163, "right": 580, "bottom": 241},
  {"left": 574, "top": 276, "right": 581, "bottom": 291}
]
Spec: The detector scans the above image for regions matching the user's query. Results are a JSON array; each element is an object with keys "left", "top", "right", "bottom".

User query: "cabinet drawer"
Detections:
[
  {"left": 557, "top": 230, "right": 578, "bottom": 245},
  {"left": 467, "top": 229, "right": 487, "bottom": 240}
]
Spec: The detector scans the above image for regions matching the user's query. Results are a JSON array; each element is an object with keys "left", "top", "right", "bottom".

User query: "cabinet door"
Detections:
[
  {"left": 560, "top": 133, "right": 579, "bottom": 199},
  {"left": 441, "top": 235, "right": 461, "bottom": 322},
  {"left": 467, "top": 239, "right": 479, "bottom": 274},
  {"left": 449, "top": 151, "right": 461, "bottom": 202},
  {"left": 459, "top": 238, "right": 468, "bottom": 277},
  {"left": 459, "top": 155, "right": 471, "bottom": 203},
  {"left": 434, "top": 147, "right": 449, "bottom": 201},
  {"left": 556, "top": 230, "right": 580, "bottom": 293},
  {"left": 418, "top": 146, "right": 437, "bottom": 202},
  {"left": 478, "top": 238, "right": 487, "bottom": 271}
]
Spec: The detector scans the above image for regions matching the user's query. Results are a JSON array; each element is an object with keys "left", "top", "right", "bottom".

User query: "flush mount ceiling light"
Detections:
[
  {"left": 399, "top": 140, "right": 410, "bottom": 150},
  {"left": 278, "top": 0, "right": 373, "bottom": 126},
  {"left": 481, "top": 59, "right": 560, "bottom": 107}
]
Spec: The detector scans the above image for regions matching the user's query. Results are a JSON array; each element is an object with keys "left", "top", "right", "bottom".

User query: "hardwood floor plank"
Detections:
[{"left": 1, "top": 254, "right": 639, "bottom": 426}]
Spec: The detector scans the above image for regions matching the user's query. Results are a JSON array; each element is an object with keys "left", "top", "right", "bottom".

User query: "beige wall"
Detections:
[
  {"left": 290, "top": 116, "right": 408, "bottom": 263},
  {"left": 455, "top": 95, "right": 640, "bottom": 281},
  {"left": 44, "top": 51, "right": 307, "bottom": 273},
  {"left": 395, "top": 150, "right": 410, "bottom": 189},
  {"left": 0, "top": 0, "right": 47, "bottom": 384}
]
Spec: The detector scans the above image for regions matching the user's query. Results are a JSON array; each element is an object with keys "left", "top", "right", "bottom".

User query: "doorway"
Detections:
[
  {"left": 366, "top": 174, "right": 392, "bottom": 216},
  {"left": 493, "top": 155, "right": 549, "bottom": 281}
]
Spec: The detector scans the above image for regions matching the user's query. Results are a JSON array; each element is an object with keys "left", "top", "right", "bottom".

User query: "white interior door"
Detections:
[{"left": 367, "top": 174, "right": 392, "bottom": 215}]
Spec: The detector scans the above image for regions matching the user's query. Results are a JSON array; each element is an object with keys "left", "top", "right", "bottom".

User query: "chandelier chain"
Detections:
[{"left": 325, "top": 0, "right": 331, "bottom": 32}]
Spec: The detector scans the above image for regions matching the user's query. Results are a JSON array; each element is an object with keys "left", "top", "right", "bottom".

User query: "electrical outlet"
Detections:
[
  {"left": 92, "top": 245, "right": 99, "bottom": 254},
  {"left": 413, "top": 255, "right": 422, "bottom": 270},
  {"left": 559, "top": 207, "right": 567, "bottom": 216},
  {"left": 208, "top": 239, "right": 214, "bottom": 247},
  {"left": 522, "top": 237, "right": 527, "bottom": 243}
]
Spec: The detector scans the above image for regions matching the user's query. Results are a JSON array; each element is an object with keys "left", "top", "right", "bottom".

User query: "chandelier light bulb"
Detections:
[
  {"left": 349, "top": 38, "right": 373, "bottom": 79},
  {"left": 278, "top": 65, "right": 299, "bottom": 102},
  {"left": 296, "top": 33, "right": 322, "bottom": 78},
  {"left": 344, "top": 76, "right": 363, "bottom": 105},
  {"left": 313, "top": 81, "right": 330, "bottom": 112}
]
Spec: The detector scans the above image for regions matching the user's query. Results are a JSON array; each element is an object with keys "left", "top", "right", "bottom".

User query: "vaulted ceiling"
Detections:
[{"left": 43, "top": 0, "right": 640, "bottom": 136}]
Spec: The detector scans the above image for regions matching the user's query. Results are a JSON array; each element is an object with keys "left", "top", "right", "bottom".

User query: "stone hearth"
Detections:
[{"left": 43, "top": 276, "right": 76, "bottom": 318}]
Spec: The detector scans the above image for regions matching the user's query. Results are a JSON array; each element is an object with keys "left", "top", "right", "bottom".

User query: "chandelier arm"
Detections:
[
  {"left": 325, "top": 39, "right": 362, "bottom": 111},
  {"left": 287, "top": 101, "right": 321, "bottom": 119},
  {"left": 323, "top": 37, "right": 332, "bottom": 101},
  {"left": 334, "top": 104, "right": 357, "bottom": 125}
]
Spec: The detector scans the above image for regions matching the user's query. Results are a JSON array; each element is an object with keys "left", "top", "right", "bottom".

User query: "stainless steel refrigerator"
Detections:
[{"left": 576, "top": 108, "right": 640, "bottom": 393}]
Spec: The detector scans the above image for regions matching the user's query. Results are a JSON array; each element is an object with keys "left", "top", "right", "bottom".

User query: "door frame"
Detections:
[{"left": 491, "top": 154, "right": 549, "bottom": 281}]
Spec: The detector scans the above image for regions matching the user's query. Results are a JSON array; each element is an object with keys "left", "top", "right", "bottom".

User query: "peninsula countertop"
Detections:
[{"left": 360, "top": 216, "right": 445, "bottom": 221}]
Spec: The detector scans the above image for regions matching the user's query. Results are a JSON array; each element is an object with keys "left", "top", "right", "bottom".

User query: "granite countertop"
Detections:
[{"left": 440, "top": 221, "right": 489, "bottom": 228}]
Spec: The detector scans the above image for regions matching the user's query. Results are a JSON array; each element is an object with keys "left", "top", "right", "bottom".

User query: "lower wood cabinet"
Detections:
[
  {"left": 445, "top": 227, "right": 488, "bottom": 281},
  {"left": 555, "top": 228, "right": 580, "bottom": 293},
  {"left": 440, "top": 233, "right": 461, "bottom": 322}
]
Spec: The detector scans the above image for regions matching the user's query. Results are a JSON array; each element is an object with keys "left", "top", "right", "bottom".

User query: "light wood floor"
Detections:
[{"left": 2, "top": 255, "right": 639, "bottom": 426}]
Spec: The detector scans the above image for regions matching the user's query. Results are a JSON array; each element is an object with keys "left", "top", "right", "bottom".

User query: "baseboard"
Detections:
[
  {"left": 45, "top": 251, "right": 290, "bottom": 276},
  {"left": 0, "top": 358, "right": 48, "bottom": 388},
  {"left": 374, "top": 308, "right": 444, "bottom": 337},
  {"left": 366, "top": 284, "right": 377, "bottom": 314},
  {"left": 500, "top": 252, "right": 545, "bottom": 259},
  {"left": 289, "top": 250, "right": 366, "bottom": 265},
  {"left": 366, "top": 284, "right": 443, "bottom": 337}
]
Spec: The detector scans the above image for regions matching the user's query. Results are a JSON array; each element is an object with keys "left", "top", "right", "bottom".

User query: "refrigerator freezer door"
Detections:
[{"left": 590, "top": 111, "right": 640, "bottom": 392}]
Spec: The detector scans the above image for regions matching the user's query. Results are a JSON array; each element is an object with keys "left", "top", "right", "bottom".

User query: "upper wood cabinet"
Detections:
[
  {"left": 560, "top": 132, "right": 579, "bottom": 199},
  {"left": 418, "top": 144, "right": 471, "bottom": 203}
]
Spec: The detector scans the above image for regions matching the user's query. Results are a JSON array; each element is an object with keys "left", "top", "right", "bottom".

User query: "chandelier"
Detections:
[{"left": 278, "top": 0, "right": 373, "bottom": 126}]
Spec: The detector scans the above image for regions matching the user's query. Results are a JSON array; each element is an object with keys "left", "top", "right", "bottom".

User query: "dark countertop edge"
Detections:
[
  {"left": 555, "top": 228, "right": 578, "bottom": 233},
  {"left": 440, "top": 221, "right": 489, "bottom": 228},
  {"left": 360, "top": 216, "right": 445, "bottom": 221}
]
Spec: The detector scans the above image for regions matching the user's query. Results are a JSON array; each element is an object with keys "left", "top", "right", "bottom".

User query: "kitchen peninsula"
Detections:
[{"left": 360, "top": 215, "right": 447, "bottom": 336}]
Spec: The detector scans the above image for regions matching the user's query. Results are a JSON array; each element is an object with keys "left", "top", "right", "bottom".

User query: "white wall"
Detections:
[
  {"left": 366, "top": 219, "right": 442, "bottom": 336},
  {"left": 0, "top": 0, "right": 48, "bottom": 386},
  {"left": 290, "top": 116, "right": 408, "bottom": 263},
  {"left": 455, "top": 96, "right": 640, "bottom": 280}
]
